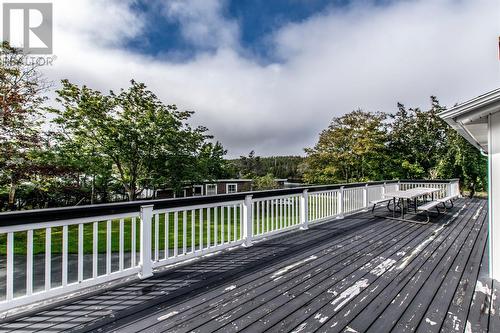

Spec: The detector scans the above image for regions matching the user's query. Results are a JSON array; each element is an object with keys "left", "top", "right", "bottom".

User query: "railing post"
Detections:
[
  {"left": 397, "top": 180, "right": 401, "bottom": 191},
  {"left": 363, "top": 184, "right": 368, "bottom": 210},
  {"left": 242, "top": 195, "right": 253, "bottom": 247},
  {"left": 453, "top": 179, "right": 460, "bottom": 197},
  {"left": 446, "top": 182, "right": 452, "bottom": 198},
  {"left": 337, "top": 186, "right": 344, "bottom": 219},
  {"left": 382, "top": 182, "right": 386, "bottom": 197},
  {"left": 300, "top": 189, "right": 309, "bottom": 230},
  {"left": 139, "top": 204, "right": 154, "bottom": 279}
]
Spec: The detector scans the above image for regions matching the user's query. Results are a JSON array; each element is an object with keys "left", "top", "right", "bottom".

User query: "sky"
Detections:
[{"left": 2, "top": 0, "right": 500, "bottom": 157}]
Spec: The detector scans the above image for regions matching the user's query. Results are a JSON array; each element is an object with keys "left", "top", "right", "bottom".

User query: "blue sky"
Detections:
[
  {"left": 127, "top": 0, "right": 346, "bottom": 63},
  {"left": 33, "top": 0, "right": 500, "bottom": 157}
]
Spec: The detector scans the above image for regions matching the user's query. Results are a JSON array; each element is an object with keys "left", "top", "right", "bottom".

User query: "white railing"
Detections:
[{"left": 0, "top": 179, "right": 460, "bottom": 312}]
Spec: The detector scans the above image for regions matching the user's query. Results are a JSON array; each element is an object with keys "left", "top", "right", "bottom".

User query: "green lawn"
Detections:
[{"left": 0, "top": 201, "right": 307, "bottom": 256}]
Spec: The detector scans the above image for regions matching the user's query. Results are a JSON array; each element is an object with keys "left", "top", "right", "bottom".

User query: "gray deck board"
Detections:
[{"left": 0, "top": 198, "right": 496, "bottom": 333}]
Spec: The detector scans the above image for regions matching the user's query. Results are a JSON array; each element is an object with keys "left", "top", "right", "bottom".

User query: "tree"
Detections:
[
  {"left": 436, "top": 128, "right": 487, "bottom": 197},
  {"left": 388, "top": 97, "right": 448, "bottom": 179},
  {"left": 51, "top": 79, "right": 223, "bottom": 201},
  {"left": 304, "top": 110, "right": 389, "bottom": 184},
  {"left": 253, "top": 174, "right": 280, "bottom": 190},
  {"left": 0, "top": 42, "right": 50, "bottom": 209},
  {"left": 237, "top": 151, "right": 265, "bottom": 178}
]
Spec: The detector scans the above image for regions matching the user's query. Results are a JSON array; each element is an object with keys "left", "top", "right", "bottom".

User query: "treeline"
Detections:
[
  {"left": 228, "top": 152, "right": 305, "bottom": 181},
  {"left": 0, "top": 43, "right": 230, "bottom": 211},
  {"left": 303, "top": 97, "right": 487, "bottom": 196}
]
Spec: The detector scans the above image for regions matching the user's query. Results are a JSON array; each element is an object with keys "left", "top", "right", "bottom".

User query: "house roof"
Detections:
[{"left": 439, "top": 87, "right": 500, "bottom": 154}]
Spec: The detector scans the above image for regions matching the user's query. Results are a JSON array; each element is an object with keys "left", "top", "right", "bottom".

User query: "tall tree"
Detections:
[
  {"left": 0, "top": 42, "right": 50, "bottom": 209},
  {"left": 51, "top": 80, "right": 224, "bottom": 201},
  {"left": 304, "top": 110, "right": 388, "bottom": 184},
  {"left": 436, "top": 127, "right": 487, "bottom": 197},
  {"left": 388, "top": 97, "right": 448, "bottom": 179}
]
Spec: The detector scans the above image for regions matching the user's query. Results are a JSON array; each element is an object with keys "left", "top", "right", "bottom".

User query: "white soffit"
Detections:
[{"left": 439, "top": 88, "right": 500, "bottom": 154}]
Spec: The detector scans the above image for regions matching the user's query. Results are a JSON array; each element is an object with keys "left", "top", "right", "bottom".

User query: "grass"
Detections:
[
  {"left": 0, "top": 197, "right": 339, "bottom": 256},
  {"left": 0, "top": 198, "right": 340, "bottom": 255}
]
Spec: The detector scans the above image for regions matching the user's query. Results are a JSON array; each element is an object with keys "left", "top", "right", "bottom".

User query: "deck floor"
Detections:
[{"left": 0, "top": 198, "right": 497, "bottom": 332}]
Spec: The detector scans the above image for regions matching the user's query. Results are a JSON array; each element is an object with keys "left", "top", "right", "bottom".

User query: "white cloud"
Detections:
[
  {"left": 5, "top": 0, "right": 499, "bottom": 157},
  {"left": 160, "top": 0, "right": 239, "bottom": 49}
]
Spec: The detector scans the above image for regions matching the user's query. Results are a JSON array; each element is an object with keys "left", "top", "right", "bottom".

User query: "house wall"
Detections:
[{"left": 490, "top": 112, "right": 500, "bottom": 279}]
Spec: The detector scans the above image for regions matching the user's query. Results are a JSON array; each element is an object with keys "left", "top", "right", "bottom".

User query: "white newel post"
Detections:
[
  {"left": 139, "top": 204, "right": 154, "bottom": 279},
  {"left": 446, "top": 182, "right": 452, "bottom": 198},
  {"left": 300, "top": 189, "right": 309, "bottom": 230},
  {"left": 453, "top": 179, "right": 460, "bottom": 197},
  {"left": 363, "top": 184, "right": 368, "bottom": 210},
  {"left": 243, "top": 195, "right": 253, "bottom": 247},
  {"left": 337, "top": 186, "right": 344, "bottom": 218},
  {"left": 382, "top": 182, "right": 386, "bottom": 197}
]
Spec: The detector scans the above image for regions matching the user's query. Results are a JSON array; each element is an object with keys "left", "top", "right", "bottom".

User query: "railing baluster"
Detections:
[
  {"left": 199, "top": 208, "right": 203, "bottom": 250},
  {"left": 183, "top": 211, "right": 187, "bottom": 255},
  {"left": 93, "top": 222, "right": 98, "bottom": 277},
  {"left": 207, "top": 208, "right": 211, "bottom": 248},
  {"left": 191, "top": 210, "right": 195, "bottom": 252},
  {"left": 256, "top": 201, "right": 260, "bottom": 235},
  {"left": 26, "top": 229, "right": 33, "bottom": 296},
  {"left": 174, "top": 212, "right": 178, "bottom": 257},
  {"left": 78, "top": 223, "right": 84, "bottom": 281},
  {"left": 154, "top": 213, "right": 159, "bottom": 261},
  {"left": 266, "top": 200, "right": 270, "bottom": 232},
  {"left": 166, "top": 212, "right": 169, "bottom": 258},
  {"left": 131, "top": 218, "right": 136, "bottom": 268},
  {"left": 106, "top": 220, "right": 111, "bottom": 275},
  {"left": 234, "top": 204, "right": 238, "bottom": 240},
  {"left": 62, "top": 225, "right": 68, "bottom": 286},
  {"left": 45, "top": 227, "right": 51, "bottom": 291},
  {"left": 227, "top": 206, "right": 231, "bottom": 242},
  {"left": 261, "top": 200, "right": 265, "bottom": 231},
  {"left": 279, "top": 198, "right": 283, "bottom": 229},
  {"left": 271, "top": 199, "right": 274, "bottom": 230},
  {"left": 6, "top": 232, "right": 14, "bottom": 300},
  {"left": 119, "top": 219, "right": 124, "bottom": 271},
  {"left": 221, "top": 206, "right": 225, "bottom": 244},
  {"left": 214, "top": 207, "right": 218, "bottom": 247}
]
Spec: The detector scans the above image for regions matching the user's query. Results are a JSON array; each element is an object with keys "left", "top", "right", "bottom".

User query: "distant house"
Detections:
[{"left": 155, "top": 179, "right": 287, "bottom": 198}]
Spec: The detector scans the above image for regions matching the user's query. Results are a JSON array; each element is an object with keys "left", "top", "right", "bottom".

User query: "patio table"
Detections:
[{"left": 381, "top": 187, "right": 440, "bottom": 222}]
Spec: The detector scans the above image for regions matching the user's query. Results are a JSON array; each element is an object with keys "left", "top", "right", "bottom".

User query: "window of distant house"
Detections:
[
  {"left": 226, "top": 183, "right": 237, "bottom": 194},
  {"left": 206, "top": 184, "right": 217, "bottom": 196},
  {"left": 193, "top": 185, "right": 203, "bottom": 196}
]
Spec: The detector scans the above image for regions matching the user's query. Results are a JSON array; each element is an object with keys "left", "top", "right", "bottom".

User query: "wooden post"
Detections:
[
  {"left": 300, "top": 189, "right": 309, "bottom": 230},
  {"left": 242, "top": 195, "right": 253, "bottom": 247},
  {"left": 139, "top": 204, "right": 154, "bottom": 279}
]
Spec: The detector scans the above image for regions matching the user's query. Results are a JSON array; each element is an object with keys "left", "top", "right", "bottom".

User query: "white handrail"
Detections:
[{"left": 0, "top": 179, "right": 459, "bottom": 313}]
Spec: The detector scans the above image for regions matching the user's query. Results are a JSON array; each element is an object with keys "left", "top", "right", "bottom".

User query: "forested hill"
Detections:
[{"left": 227, "top": 153, "right": 305, "bottom": 181}]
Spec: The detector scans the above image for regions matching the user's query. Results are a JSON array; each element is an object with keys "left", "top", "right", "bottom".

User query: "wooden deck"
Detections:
[{"left": 0, "top": 198, "right": 497, "bottom": 332}]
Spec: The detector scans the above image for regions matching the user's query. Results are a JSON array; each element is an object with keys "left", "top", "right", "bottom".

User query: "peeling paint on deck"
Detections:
[
  {"left": 397, "top": 224, "right": 446, "bottom": 270},
  {"left": 370, "top": 258, "right": 397, "bottom": 277},
  {"left": 157, "top": 311, "right": 179, "bottom": 321},
  {"left": 330, "top": 279, "right": 369, "bottom": 311},
  {"left": 425, "top": 317, "right": 437, "bottom": 326},
  {"left": 270, "top": 255, "right": 318, "bottom": 279},
  {"left": 290, "top": 322, "right": 307, "bottom": 333},
  {"left": 314, "top": 313, "right": 329, "bottom": 323}
]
